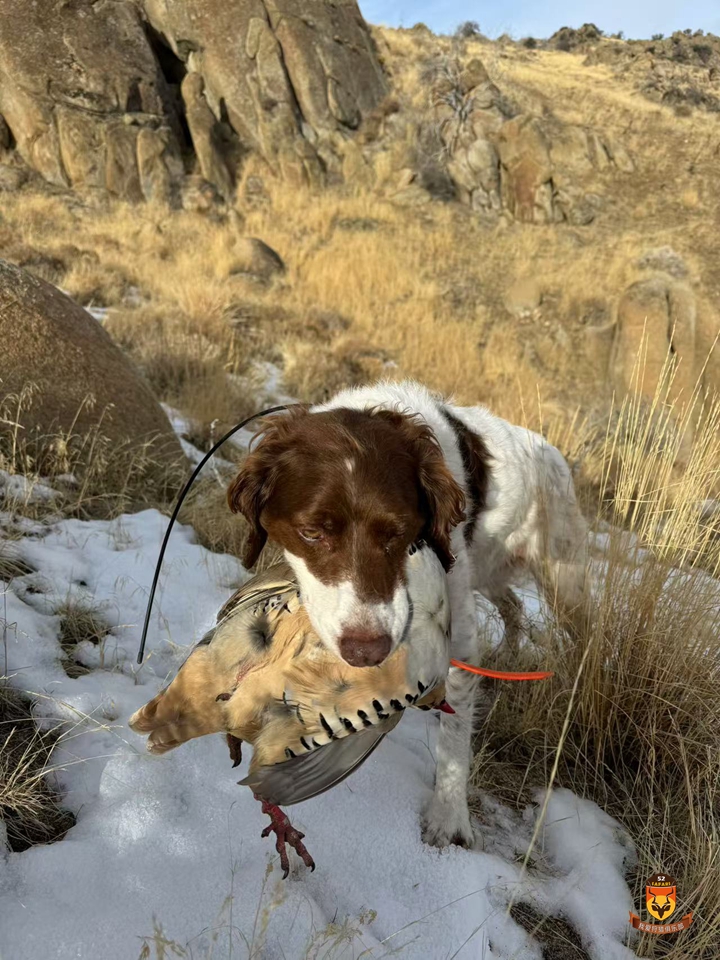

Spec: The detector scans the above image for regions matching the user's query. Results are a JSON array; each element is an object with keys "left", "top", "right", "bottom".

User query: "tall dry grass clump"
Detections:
[
  {"left": 0, "top": 385, "right": 184, "bottom": 521},
  {"left": 474, "top": 359, "right": 720, "bottom": 958},
  {"left": 0, "top": 685, "right": 75, "bottom": 851}
]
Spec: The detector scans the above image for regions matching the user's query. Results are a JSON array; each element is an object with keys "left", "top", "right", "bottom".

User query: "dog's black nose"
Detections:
[{"left": 339, "top": 628, "right": 392, "bottom": 667}]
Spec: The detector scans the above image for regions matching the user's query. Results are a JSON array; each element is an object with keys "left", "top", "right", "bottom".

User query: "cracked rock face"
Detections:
[
  {"left": 0, "top": 0, "right": 183, "bottom": 200},
  {"left": 143, "top": 0, "right": 387, "bottom": 186},
  {"left": 0, "top": 0, "right": 387, "bottom": 198}
]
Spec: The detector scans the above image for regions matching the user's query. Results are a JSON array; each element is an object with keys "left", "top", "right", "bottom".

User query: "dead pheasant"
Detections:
[{"left": 129, "top": 541, "right": 451, "bottom": 876}]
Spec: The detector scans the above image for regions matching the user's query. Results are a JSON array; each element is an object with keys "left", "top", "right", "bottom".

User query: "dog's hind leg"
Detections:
[
  {"left": 490, "top": 587, "right": 523, "bottom": 656},
  {"left": 532, "top": 496, "right": 592, "bottom": 641},
  {"left": 536, "top": 556, "right": 591, "bottom": 641}
]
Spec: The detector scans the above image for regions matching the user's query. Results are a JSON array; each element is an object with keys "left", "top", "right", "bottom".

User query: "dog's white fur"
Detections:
[
  {"left": 286, "top": 554, "right": 411, "bottom": 660},
  {"left": 306, "top": 380, "right": 589, "bottom": 848}
]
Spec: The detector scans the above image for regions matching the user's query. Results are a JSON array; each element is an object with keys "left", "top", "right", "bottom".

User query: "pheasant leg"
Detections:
[{"left": 255, "top": 795, "right": 316, "bottom": 878}]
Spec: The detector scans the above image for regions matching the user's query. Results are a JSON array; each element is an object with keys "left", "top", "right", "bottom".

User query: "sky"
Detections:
[{"left": 358, "top": 1, "right": 720, "bottom": 41}]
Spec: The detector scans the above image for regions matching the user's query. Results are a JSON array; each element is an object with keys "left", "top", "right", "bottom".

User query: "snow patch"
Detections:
[
  {"left": 0, "top": 470, "right": 58, "bottom": 506},
  {"left": 0, "top": 507, "right": 637, "bottom": 959}
]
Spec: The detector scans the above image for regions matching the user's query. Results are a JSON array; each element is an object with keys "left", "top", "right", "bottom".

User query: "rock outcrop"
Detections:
[
  {"left": 0, "top": 260, "right": 184, "bottom": 465},
  {"left": 612, "top": 278, "right": 697, "bottom": 404},
  {"left": 583, "top": 31, "right": 720, "bottom": 114},
  {"left": 0, "top": 0, "right": 183, "bottom": 201},
  {"left": 549, "top": 23, "right": 604, "bottom": 52},
  {"left": 144, "top": 0, "right": 387, "bottom": 187},
  {"left": 432, "top": 57, "right": 634, "bottom": 224},
  {"left": 0, "top": 0, "right": 387, "bottom": 199}
]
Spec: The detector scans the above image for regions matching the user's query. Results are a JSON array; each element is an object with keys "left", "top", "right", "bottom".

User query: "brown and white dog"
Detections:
[{"left": 228, "top": 380, "right": 588, "bottom": 848}]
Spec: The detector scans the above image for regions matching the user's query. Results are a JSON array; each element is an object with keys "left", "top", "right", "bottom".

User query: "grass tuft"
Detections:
[
  {"left": 57, "top": 602, "right": 112, "bottom": 678},
  {"left": 0, "top": 684, "right": 76, "bottom": 852}
]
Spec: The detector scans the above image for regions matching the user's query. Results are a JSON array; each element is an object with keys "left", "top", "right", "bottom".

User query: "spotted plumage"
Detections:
[{"left": 129, "top": 542, "right": 450, "bottom": 809}]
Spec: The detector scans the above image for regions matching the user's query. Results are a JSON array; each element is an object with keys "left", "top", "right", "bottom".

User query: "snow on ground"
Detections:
[
  {"left": 161, "top": 361, "right": 294, "bottom": 464},
  {"left": 0, "top": 498, "right": 639, "bottom": 959},
  {"left": 161, "top": 404, "right": 210, "bottom": 466},
  {"left": 0, "top": 469, "right": 59, "bottom": 507},
  {"left": 227, "top": 362, "right": 297, "bottom": 451}
]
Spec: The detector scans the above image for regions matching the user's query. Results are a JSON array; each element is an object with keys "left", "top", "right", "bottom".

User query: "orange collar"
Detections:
[{"left": 450, "top": 658, "right": 553, "bottom": 681}]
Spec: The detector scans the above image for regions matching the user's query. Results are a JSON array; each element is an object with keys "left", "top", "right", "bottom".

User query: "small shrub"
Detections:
[
  {"left": 692, "top": 43, "right": 713, "bottom": 64},
  {"left": 522, "top": 37, "right": 538, "bottom": 49},
  {"left": 652, "top": 33, "right": 665, "bottom": 41},
  {"left": 455, "top": 20, "right": 481, "bottom": 39}
]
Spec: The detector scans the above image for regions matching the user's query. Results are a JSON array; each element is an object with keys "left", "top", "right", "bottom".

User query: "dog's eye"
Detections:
[
  {"left": 299, "top": 529, "right": 323, "bottom": 543},
  {"left": 383, "top": 530, "right": 404, "bottom": 553}
]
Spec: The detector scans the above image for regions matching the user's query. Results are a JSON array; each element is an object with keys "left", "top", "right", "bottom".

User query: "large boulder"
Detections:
[
  {"left": 227, "top": 238, "right": 286, "bottom": 280},
  {"left": 0, "top": 0, "right": 183, "bottom": 200},
  {"left": 0, "top": 260, "right": 184, "bottom": 465},
  {"left": 610, "top": 274, "right": 720, "bottom": 416},
  {"left": 612, "top": 278, "right": 695, "bottom": 404},
  {"left": 496, "top": 116, "right": 554, "bottom": 223},
  {"left": 609, "top": 275, "right": 720, "bottom": 462}
]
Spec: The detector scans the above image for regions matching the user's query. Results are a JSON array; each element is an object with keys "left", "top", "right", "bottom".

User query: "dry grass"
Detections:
[
  {"left": 472, "top": 373, "right": 720, "bottom": 959},
  {"left": 106, "top": 305, "right": 259, "bottom": 450},
  {"left": 0, "top": 543, "right": 33, "bottom": 584},
  {"left": 3, "top": 160, "right": 719, "bottom": 444},
  {"left": 138, "top": 877, "right": 378, "bottom": 960},
  {"left": 0, "top": 385, "right": 185, "bottom": 522},
  {"left": 57, "top": 602, "right": 112, "bottom": 679},
  {"left": 177, "top": 472, "right": 284, "bottom": 570},
  {"left": 0, "top": 684, "right": 75, "bottom": 851},
  {"left": 510, "top": 902, "right": 589, "bottom": 959},
  {"left": 3, "top": 23, "right": 719, "bottom": 432},
  {"left": 177, "top": 474, "right": 246, "bottom": 558}
]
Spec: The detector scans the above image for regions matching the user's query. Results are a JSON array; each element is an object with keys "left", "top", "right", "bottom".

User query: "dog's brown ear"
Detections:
[
  {"left": 415, "top": 439, "right": 466, "bottom": 571},
  {"left": 227, "top": 407, "right": 309, "bottom": 569},
  {"left": 373, "top": 410, "right": 466, "bottom": 571},
  {"left": 227, "top": 454, "right": 269, "bottom": 569}
]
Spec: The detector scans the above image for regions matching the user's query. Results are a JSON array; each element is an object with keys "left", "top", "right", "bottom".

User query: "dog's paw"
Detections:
[{"left": 421, "top": 798, "right": 475, "bottom": 849}]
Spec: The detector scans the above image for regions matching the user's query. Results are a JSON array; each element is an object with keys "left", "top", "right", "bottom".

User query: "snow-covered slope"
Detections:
[{"left": 0, "top": 496, "right": 638, "bottom": 959}]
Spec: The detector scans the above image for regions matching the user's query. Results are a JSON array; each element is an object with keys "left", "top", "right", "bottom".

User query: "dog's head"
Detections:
[{"left": 228, "top": 406, "right": 465, "bottom": 666}]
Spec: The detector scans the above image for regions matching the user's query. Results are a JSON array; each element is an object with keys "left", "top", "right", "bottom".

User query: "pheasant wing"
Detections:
[{"left": 240, "top": 713, "right": 402, "bottom": 806}]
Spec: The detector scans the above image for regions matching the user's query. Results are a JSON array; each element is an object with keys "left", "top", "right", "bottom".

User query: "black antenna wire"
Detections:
[{"left": 136, "top": 403, "right": 296, "bottom": 664}]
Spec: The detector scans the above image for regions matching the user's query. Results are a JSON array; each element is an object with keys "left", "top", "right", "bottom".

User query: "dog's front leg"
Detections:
[{"left": 422, "top": 551, "right": 478, "bottom": 848}]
